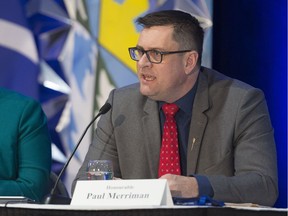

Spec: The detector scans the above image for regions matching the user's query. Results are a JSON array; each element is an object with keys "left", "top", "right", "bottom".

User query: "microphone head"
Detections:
[{"left": 99, "top": 103, "right": 111, "bottom": 115}]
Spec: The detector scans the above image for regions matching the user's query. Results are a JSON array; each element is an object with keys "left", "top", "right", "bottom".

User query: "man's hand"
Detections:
[{"left": 159, "top": 174, "right": 199, "bottom": 197}]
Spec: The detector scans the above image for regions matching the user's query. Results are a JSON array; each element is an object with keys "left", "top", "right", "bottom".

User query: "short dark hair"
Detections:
[{"left": 136, "top": 10, "right": 204, "bottom": 65}]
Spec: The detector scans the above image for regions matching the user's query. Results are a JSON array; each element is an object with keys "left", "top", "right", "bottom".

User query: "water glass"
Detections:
[{"left": 87, "top": 160, "right": 114, "bottom": 180}]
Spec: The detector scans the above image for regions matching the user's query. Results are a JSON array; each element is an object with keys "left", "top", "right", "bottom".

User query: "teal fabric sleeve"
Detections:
[{"left": 0, "top": 90, "right": 51, "bottom": 202}]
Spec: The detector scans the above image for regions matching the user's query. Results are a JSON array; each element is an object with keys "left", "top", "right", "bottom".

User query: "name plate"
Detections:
[{"left": 71, "top": 179, "right": 173, "bottom": 206}]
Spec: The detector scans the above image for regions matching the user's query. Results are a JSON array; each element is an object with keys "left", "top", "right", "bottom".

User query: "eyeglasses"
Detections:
[{"left": 128, "top": 47, "right": 192, "bottom": 64}]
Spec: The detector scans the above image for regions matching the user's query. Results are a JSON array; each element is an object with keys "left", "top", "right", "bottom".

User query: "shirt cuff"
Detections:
[{"left": 193, "top": 175, "right": 214, "bottom": 197}]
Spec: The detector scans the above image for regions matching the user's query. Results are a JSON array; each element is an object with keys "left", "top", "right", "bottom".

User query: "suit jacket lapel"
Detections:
[
  {"left": 187, "top": 71, "right": 210, "bottom": 175},
  {"left": 142, "top": 98, "right": 161, "bottom": 178}
]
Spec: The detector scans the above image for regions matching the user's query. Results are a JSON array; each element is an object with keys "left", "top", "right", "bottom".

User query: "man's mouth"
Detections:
[{"left": 142, "top": 74, "right": 156, "bottom": 81}]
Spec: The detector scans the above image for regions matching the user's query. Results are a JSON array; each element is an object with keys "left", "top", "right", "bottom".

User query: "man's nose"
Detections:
[{"left": 138, "top": 53, "right": 152, "bottom": 67}]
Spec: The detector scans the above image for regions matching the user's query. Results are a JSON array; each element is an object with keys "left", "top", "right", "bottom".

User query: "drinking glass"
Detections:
[{"left": 87, "top": 160, "right": 114, "bottom": 180}]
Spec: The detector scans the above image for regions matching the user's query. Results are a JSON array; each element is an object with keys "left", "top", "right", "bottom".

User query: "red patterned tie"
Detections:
[{"left": 158, "top": 103, "right": 181, "bottom": 177}]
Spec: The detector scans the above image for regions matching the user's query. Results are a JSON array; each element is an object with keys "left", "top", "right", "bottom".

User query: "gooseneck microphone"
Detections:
[{"left": 43, "top": 103, "right": 112, "bottom": 204}]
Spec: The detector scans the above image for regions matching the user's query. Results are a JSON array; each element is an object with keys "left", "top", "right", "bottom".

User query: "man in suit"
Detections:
[{"left": 73, "top": 10, "right": 278, "bottom": 206}]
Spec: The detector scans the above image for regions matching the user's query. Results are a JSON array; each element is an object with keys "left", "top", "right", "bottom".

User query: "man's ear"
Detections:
[{"left": 185, "top": 51, "right": 199, "bottom": 75}]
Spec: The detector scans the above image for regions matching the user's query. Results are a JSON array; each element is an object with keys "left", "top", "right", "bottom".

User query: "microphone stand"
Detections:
[{"left": 43, "top": 103, "right": 111, "bottom": 204}]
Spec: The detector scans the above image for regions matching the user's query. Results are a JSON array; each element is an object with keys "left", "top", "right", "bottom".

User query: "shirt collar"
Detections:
[{"left": 158, "top": 78, "right": 198, "bottom": 116}]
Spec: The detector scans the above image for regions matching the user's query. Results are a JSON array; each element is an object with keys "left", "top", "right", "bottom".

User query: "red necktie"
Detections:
[{"left": 158, "top": 103, "right": 181, "bottom": 177}]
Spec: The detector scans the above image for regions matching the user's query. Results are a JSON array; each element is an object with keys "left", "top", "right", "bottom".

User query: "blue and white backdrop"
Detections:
[{"left": 0, "top": 0, "right": 212, "bottom": 196}]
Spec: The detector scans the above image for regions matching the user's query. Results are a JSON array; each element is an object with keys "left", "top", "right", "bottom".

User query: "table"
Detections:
[{"left": 0, "top": 204, "right": 287, "bottom": 216}]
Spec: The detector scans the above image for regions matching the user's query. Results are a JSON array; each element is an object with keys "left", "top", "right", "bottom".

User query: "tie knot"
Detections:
[{"left": 162, "top": 103, "right": 179, "bottom": 117}]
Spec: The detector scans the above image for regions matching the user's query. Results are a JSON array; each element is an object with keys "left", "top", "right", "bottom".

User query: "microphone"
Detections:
[{"left": 43, "top": 103, "right": 112, "bottom": 204}]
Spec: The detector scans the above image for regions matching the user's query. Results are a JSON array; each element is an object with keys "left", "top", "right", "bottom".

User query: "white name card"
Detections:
[{"left": 71, "top": 179, "right": 173, "bottom": 207}]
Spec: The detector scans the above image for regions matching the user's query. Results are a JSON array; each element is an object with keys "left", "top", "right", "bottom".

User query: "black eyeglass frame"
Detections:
[{"left": 128, "top": 47, "right": 192, "bottom": 64}]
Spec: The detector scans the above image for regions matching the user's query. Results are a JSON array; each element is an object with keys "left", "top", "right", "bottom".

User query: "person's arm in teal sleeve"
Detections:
[{"left": 0, "top": 99, "right": 51, "bottom": 202}]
